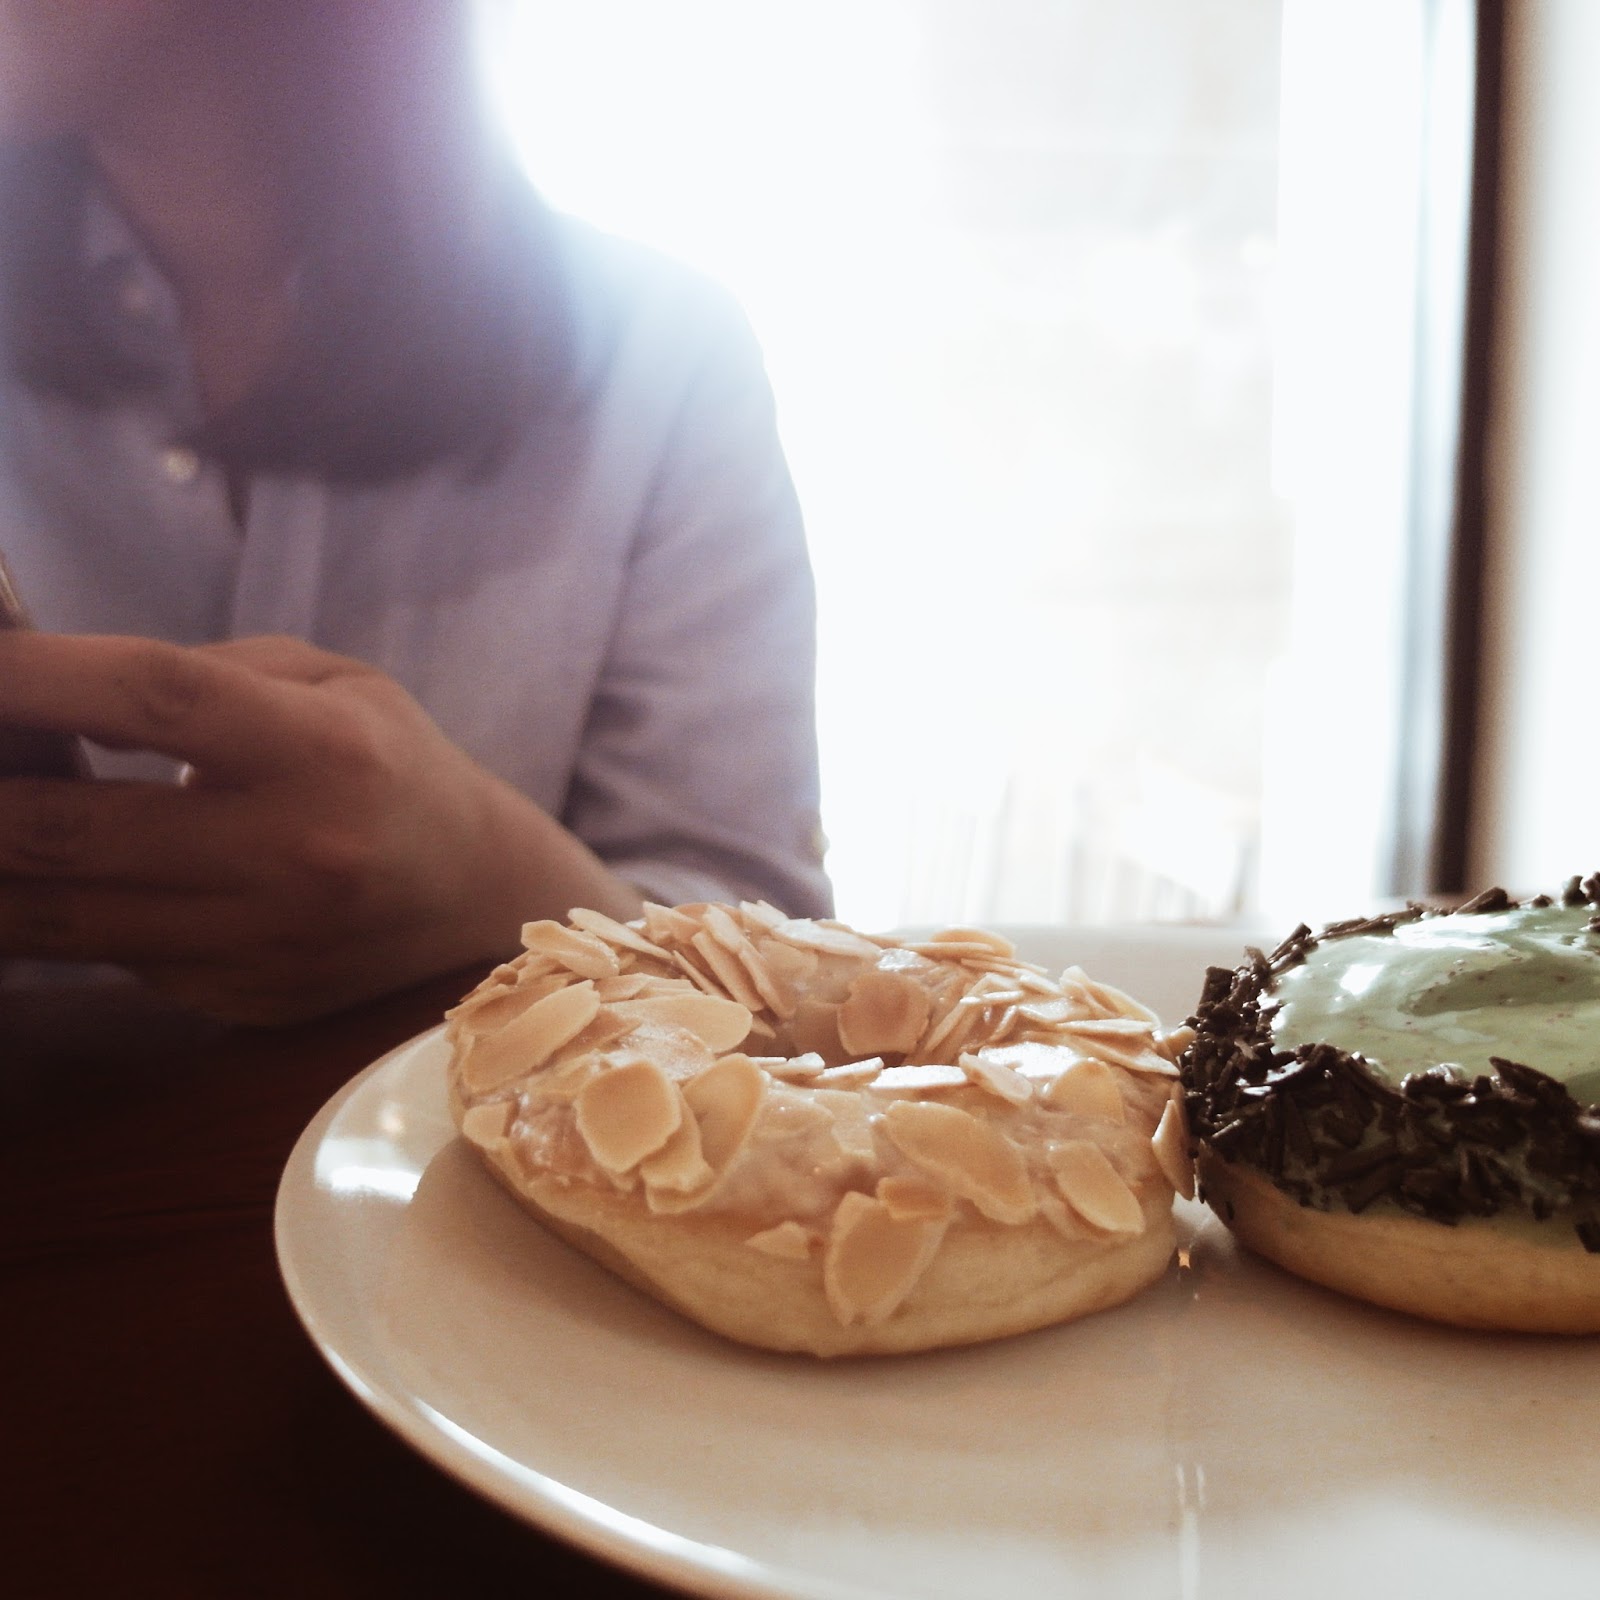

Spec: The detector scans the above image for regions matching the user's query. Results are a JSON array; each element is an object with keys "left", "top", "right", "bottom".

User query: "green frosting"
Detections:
[{"left": 1270, "top": 903, "right": 1600, "bottom": 1106}]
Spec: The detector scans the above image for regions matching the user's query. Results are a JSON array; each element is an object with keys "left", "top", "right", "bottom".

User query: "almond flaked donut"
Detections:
[
  {"left": 1181, "top": 882, "right": 1600, "bottom": 1333},
  {"left": 445, "top": 903, "right": 1192, "bottom": 1357}
]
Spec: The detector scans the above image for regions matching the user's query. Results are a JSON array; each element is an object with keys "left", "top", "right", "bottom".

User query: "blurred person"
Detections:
[{"left": 0, "top": 0, "right": 829, "bottom": 1023}]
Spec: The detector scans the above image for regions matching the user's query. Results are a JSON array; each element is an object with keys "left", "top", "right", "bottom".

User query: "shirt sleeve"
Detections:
[{"left": 559, "top": 288, "right": 834, "bottom": 919}]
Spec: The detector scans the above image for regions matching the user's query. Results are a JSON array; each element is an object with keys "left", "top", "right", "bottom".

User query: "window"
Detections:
[{"left": 479, "top": 0, "right": 1478, "bottom": 927}]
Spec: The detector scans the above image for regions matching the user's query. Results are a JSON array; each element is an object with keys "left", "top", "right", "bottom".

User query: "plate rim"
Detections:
[{"left": 275, "top": 1025, "right": 879, "bottom": 1600}]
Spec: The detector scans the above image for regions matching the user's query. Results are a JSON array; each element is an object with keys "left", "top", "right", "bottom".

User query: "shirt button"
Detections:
[{"left": 161, "top": 446, "right": 200, "bottom": 485}]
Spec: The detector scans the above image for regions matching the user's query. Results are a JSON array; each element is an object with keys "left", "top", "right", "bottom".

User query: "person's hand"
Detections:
[{"left": 0, "top": 632, "right": 642, "bottom": 1023}]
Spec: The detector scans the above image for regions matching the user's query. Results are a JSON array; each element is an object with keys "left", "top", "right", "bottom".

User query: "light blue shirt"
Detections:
[{"left": 0, "top": 201, "right": 832, "bottom": 919}]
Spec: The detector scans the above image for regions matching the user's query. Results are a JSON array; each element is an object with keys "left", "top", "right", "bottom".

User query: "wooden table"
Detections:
[{"left": 2, "top": 971, "right": 677, "bottom": 1599}]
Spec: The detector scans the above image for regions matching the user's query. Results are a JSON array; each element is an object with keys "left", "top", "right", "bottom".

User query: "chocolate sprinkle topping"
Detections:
[{"left": 1178, "top": 887, "right": 1600, "bottom": 1251}]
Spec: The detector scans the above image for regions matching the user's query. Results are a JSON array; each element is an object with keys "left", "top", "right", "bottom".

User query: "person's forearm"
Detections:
[{"left": 472, "top": 774, "right": 645, "bottom": 939}]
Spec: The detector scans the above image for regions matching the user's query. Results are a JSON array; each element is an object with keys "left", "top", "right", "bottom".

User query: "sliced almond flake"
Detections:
[
  {"left": 599, "top": 1162, "right": 641, "bottom": 1195},
  {"left": 882, "top": 1099, "right": 1036, "bottom": 1225},
  {"left": 1057, "top": 1017, "right": 1157, "bottom": 1039},
  {"left": 565, "top": 906, "right": 671, "bottom": 962},
  {"left": 958, "top": 1052, "right": 1034, "bottom": 1106},
  {"left": 938, "top": 1003, "right": 993, "bottom": 1065},
  {"left": 757, "top": 935, "right": 821, "bottom": 992},
  {"left": 461, "top": 980, "right": 601, "bottom": 1094},
  {"left": 1054, "top": 971, "right": 1120, "bottom": 1019},
  {"left": 1012, "top": 969, "right": 1065, "bottom": 996},
  {"left": 670, "top": 948, "right": 725, "bottom": 999},
  {"left": 450, "top": 955, "right": 559, "bottom": 1003},
  {"left": 903, "top": 939, "right": 1014, "bottom": 962},
  {"left": 761, "top": 1051, "right": 826, "bottom": 1081},
  {"left": 737, "top": 899, "right": 789, "bottom": 933},
  {"left": 822, "top": 1191, "right": 947, "bottom": 1326},
  {"left": 500, "top": 949, "right": 564, "bottom": 979},
  {"left": 745, "top": 1221, "right": 816, "bottom": 1260},
  {"left": 1014, "top": 998, "right": 1083, "bottom": 1028},
  {"left": 460, "top": 1100, "right": 514, "bottom": 1148},
  {"left": 921, "top": 960, "right": 966, "bottom": 998},
  {"left": 594, "top": 973, "right": 654, "bottom": 1003},
  {"left": 606, "top": 1019, "right": 714, "bottom": 1081},
  {"left": 574, "top": 1058, "right": 683, "bottom": 1172},
  {"left": 810, "top": 1089, "right": 879, "bottom": 1159},
  {"left": 1042, "top": 1058, "right": 1127, "bottom": 1122},
  {"left": 921, "top": 926, "right": 1017, "bottom": 956},
  {"left": 986, "top": 1006, "right": 1026, "bottom": 1045},
  {"left": 744, "top": 1017, "right": 781, "bottom": 1053},
  {"left": 1079, "top": 1041, "right": 1180, "bottom": 1078},
  {"left": 639, "top": 1173, "right": 729, "bottom": 1216},
  {"left": 561, "top": 1009, "right": 635, "bottom": 1058},
  {"left": 971, "top": 1040, "right": 1082, "bottom": 1081},
  {"left": 1054, "top": 963, "right": 1104, "bottom": 990},
  {"left": 870, "top": 1063, "right": 970, "bottom": 1095},
  {"left": 683, "top": 1052, "right": 768, "bottom": 1171},
  {"left": 905, "top": 985, "right": 959, "bottom": 1055},
  {"left": 446, "top": 960, "right": 519, "bottom": 1016},
  {"left": 964, "top": 951, "right": 1030, "bottom": 971},
  {"left": 632, "top": 975, "right": 698, "bottom": 997},
  {"left": 1095, "top": 986, "right": 1163, "bottom": 1025},
  {"left": 836, "top": 968, "right": 933, "bottom": 1057},
  {"left": 701, "top": 903, "right": 748, "bottom": 954},
  {"left": 519, "top": 920, "right": 622, "bottom": 980},
  {"left": 876, "top": 1172, "right": 956, "bottom": 1222},
  {"left": 1039, "top": 1193, "right": 1092, "bottom": 1240},
  {"left": 788, "top": 995, "right": 846, "bottom": 1065},
  {"left": 967, "top": 967, "right": 1025, "bottom": 993},
  {"left": 1001, "top": 951, "right": 1050, "bottom": 971},
  {"left": 1057, "top": 966, "right": 1161, "bottom": 1024},
  {"left": 442, "top": 966, "right": 513, "bottom": 1037},
  {"left": 957, "top": 957, "right": 1039, "bottom": 982},
  {"left": 873, "top": 944, "right": 929, "bottom": 972},
  {"left": 772, "top": 918, "right": 886, "bottom": 959},
  {"left": 734, "top": 938, "right": 797, "bottom": 1021},
  {"left": 640, "top": 1091, "right": 715, "bottom": 1195},
  {"left": 915, "top": 990, "right": 978, "bottom": 1062},
  {"left": 817, "top": 1058, "right": 884, "bottom": 1088},
  {"left": 957, "top": 985, "right": 1026, "bottom": 1007},
  {"left": 450, "top": 972, "right": 567, "bottom": 1037},
  {"left": 1157, "top": 1025, "right": 1196, "bottom": 1062},
  {"left": 1048, "top": 1140, "right": 1146, "bottom": 1234},
  {"left": 640, "top": 902, "right": 703, "bottom": 947},
  {"left": 608, "top": 992, "right": 752, "bottom": 1054},
  {"left": 752, "top": 1091, "right": 834, "bottom": 1140},
  {"left": 1152, "top": 1096, "right": 1195, "bottom": 1199},
  {"left": 690, "top": 930, "right": 768, "bottom": 1012},
  {"left": 535, "top": 1053, "right": 602, "bottom": 1104}
]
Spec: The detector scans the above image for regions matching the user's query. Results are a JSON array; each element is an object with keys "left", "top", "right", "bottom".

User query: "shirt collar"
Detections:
[{"left": 79, "top": 180, "right": 191, "bottom": 384}]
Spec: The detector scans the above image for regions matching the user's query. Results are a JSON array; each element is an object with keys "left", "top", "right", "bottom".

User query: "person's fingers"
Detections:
[
  {"left": 0, "top": 878, "right": 254, "bottom": 964},
  {"left": 194, "top": 633, "right": 374, "bottom": 687},
  {"left": 0, "top": 632, "right": 356, "bottom": 782},
  {"left": 0, "top": 776, "right": 258, "bottom": 887}
]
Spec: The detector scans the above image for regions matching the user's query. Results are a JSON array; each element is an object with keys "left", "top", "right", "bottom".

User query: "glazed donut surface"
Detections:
[
  {"left": 446, "top": 902, "right": 1192, "bottom": 1356},
  {"left": 1181, "top": 882, "right": 1600, "bottom": 1332}
]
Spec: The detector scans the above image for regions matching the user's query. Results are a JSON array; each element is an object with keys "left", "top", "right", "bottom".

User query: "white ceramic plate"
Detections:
[{"left": 275, "top": 927, "right": 1600, "bottom": 1600}]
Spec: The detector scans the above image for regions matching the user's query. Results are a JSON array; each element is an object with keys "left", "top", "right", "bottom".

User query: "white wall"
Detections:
[{"left": 1472, "top": 0, "right": 1600, "bottom": 887}]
